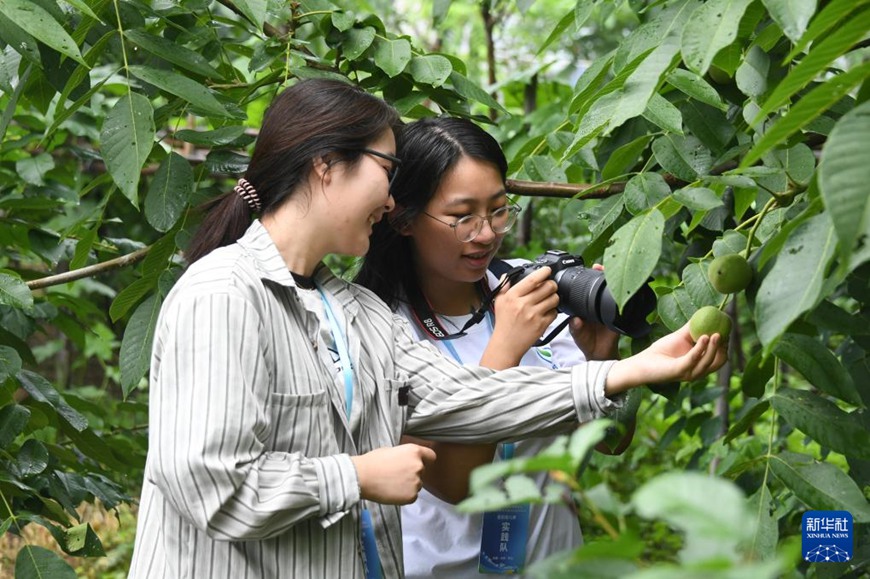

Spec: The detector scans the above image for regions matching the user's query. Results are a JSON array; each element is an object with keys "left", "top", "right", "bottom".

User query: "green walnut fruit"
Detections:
[
  {"left": 708, "top": 254, "right": 753, "bottom": 294},
  {"left": 689, "top": 306, "right": 732, "bottom": 343}
]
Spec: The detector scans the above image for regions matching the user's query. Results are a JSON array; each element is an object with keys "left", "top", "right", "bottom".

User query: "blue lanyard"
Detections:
[
  {"left": 437, "top": 311, "right": 513, "bottom": 459},
  {"left": 316, "top": 284, "right": 354, "bottom": 420}
]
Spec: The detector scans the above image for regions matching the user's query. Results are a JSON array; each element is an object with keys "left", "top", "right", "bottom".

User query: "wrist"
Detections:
[{"left": 604, "top": 357, "right": 642, "bottom": 396}]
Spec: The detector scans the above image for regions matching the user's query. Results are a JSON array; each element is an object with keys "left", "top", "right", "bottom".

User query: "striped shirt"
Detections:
[{"left": 128, "top": 220, "right": 621, "bottom": 578}]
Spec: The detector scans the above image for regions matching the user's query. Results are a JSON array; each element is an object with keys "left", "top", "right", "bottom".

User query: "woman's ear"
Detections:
[
  {"left": 312, "top": 156, "right": 331, "bottom": 184},
  {"left": 389, "top": 206, "right": 413, "bottom": 236}
]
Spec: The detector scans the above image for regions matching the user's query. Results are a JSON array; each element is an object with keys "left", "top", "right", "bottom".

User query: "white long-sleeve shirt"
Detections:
[
  {"left": 398, "top": 264, "right": 586, "bottom": 578},
  {"left": 128, "top": 220, "right": 620, "bottom": 578}
]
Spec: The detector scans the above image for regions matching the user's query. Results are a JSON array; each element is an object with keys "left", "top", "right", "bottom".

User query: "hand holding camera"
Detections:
[{"left": 504, "top": 250, "right": 657, "bottom": 341}]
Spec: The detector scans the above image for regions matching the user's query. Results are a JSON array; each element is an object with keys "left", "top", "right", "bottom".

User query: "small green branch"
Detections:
[{"left": 745, "top": 197, "right": 778, "bottom": 256}]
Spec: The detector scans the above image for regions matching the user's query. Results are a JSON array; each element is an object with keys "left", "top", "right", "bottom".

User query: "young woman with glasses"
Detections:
[
  {"left": 355, "top": 117, "right": 682, "bottom": 576},
  {"left": 130, "top": 81, "right": 727, "bottom": 579}
]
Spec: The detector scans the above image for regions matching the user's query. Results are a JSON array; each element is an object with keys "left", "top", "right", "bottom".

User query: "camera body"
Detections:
[{"left": 506, "top": 250, "right": 656, "bottom": 338}]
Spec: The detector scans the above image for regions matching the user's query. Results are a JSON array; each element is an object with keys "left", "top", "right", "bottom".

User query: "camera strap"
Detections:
[{"left": 405, "top": 272, "right": 516, "bottom": 341}]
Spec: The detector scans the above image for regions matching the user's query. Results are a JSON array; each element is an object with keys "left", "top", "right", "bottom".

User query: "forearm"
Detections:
[
  {"left": 403, "top": 435, "right": 496, "bottom": 503},
  {"left": 152, "top": 450, "right": 359, "bottom": 541}
]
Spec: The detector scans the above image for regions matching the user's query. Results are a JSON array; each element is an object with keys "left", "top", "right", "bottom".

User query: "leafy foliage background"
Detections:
[{"left": 0, "top": 0, "right": 867, "bottom": 576}]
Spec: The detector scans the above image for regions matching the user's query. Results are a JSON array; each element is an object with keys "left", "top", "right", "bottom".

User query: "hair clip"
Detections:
[{"left": 234, "top": 177, "right": 262, "bottom": 212}]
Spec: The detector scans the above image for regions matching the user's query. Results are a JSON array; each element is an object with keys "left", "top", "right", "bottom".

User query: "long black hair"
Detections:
[
  {"left": 186, "top": 78, "right": 400, "bottom": 264},
  {"left": 354, "top": 117, "right": 507, "bottom": 308}
]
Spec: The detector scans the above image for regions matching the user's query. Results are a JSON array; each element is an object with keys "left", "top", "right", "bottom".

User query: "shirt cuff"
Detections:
[
  {"left": 310, "top": 453, "right": 360, "bottom": 528},
  {"left": 571, "top": 360, "right": 626, "bottom": 423}
]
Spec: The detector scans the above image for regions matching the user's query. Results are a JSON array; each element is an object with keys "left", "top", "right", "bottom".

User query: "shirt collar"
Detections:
[{"left": 236, "top": 220, "right": 360, "bottom": 317}]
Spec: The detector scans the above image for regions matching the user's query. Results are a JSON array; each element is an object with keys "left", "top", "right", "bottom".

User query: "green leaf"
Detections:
[
  {"left": 755, "top": 212, "right": 837, "bottom": 347},
  {"left": 342, "top": 26, "right": 376, "bottom": 60},
  {"left": 142, "top": 233, "right": 180, "bottom": 280},
  {"left": 70, "top": 226, "right": 97, "bottom": 271},
  {"left": 569, "top": 52, "right": 616, "bottom": 115},
  {"left": 773, "top": 333, "right": 861, "bottom": 405},
  {"left": 652, "top": 134, "right": 712, "bottom": 180},
  {"left": 735, "top": 45, "right": 769, "bottom": 98},
  {"left": 658, "top": 287, "right": 697, "bottom": 331},
  {"left": 682, "top": 262, "right": 720, "bottom": 308},
  {"left": 538, "top": 8, "right": 574, "bottom": 56},
  {"left": 433, "top": 0, "right": 452, "bottom": 27},
  {"left": 120, "top": 294, "right": 161, "bottom": 397},
  {"left": 0, "top": 0, "right": 85, "bottom": 66},
  {"left": 771, "top": 389, "right": 870, "bottom": 459},
  {"left": 753, "top": 11, "right": 869, "bottom": 122},
  {"left": 769, "top": 452, "right": 870, "bottom": 522},
  {"left": 681, "top": 0, "right": 755, "bottom": 76},
  {"left": 17, "top": 439, "right": 48, "bottom": 476},
  {"left": 604, "top": 210, "right": 665, "bottom": 312},
  {"left": 746, "top": 484, "right": 778, "bottom": 561},
  {"left": 64, "top": 523, "right": 104, "bottom": 556},
  {"left": 712, "top": 230, "right": 749, "bottom": 257},
  {"left": 233, "top": 0, "right": 268, "bottom": 31},
  {"left": 632, "top": 471, "right": 751, "bottom": 564},
  {"left": 673, "top": 186, "right": 723, "bottom": 211},
  {"left": 16, "top": 370, "right": 88, "bottom": 432},
  {"left": 602, "top": 135, "right": 654, "bottom": 181},
  {"left": 642, "top": 93, "right": 684, "bottom": 135},
  {"left": 174, "top": 126, "right": 248, "bottom": 147},
  {"left": 743, "top": 62, "right": 870, "bottom": 167},
  {"left": 723, "top": 399, "right": 770, "bottom": 443},
  {"left": 16, "top": 153, "right": 54, "bottom": 186},
  {"left": 373, "top": 38, "right": 411, "bottom": 78},
  {"left": 666, "top": 68, "right": 727, "bottom": 110},
  {"left": 448, "top": 71, "right": 505, "bottom": 113},
  {"left": 504, "top": 474, "right": 541, "bottom": 504},
  {"left": 741, "top": 350, "right": 775, "bottom": 399},
  {"left": 330, "top": 11, "right": 354, "bottom": 32},
  {"left": 0, "top": 404, "right": 30, "bottom": 449},
  {"left": 605, "top": 42, "right": 682, "bottom": 137},
  {"left": 567, "top": 419, "right": 612, "bottom": 465},
  {"left": 0, "top": 11, "right": 39, "bottom": 65},
  {"left": 681, "top": 101, "right": 736, "bottom": 153},
  {"left": 14, "top": 545, "right": 77, "bottom": 579},
  {"left": 100, "top": 92, "right": 155, "bottom": 207},
  {"left": 623, "top": 173, "right": 671, "bottom": 215},
  {"left": 145, "top": 153, "right": 193, "bottom": 233},
  {"left": 0, "top": 344, "right": 22, "bottom": 383},
  {"left": 123, "top": 30, "right": 221, "bottom": 79},
  {"left": 768, "top": 143, "right": 815, "bottom": 186},
  {"left": 0, "top": 272, "right": 33, "bottom": 310},
  {"left": 129, "top": 65, "right": 231, "bottom": 118},
  {"left": 783, "top": 0, "right": 869, "bottom": 63},
  {"left": 523, "top": 156, "right": 566, "bottom": 183},
  {"left": 59, "top": 0, "right": 101, "bottom": 22},
  {"left": 585, "top": 196, "right": 624, "bottom": 239},
  {"left": 109, "top": 276, "right": 156, "bottom": 324},
  {"left": 761, "top": 0, "right": 817, "bottom": 43},
  {"left": 819, "top": 100, "right": 870, "bottom": 269},
  {"left": 409, "top": 55, "right": 452, "bottom": 88}
]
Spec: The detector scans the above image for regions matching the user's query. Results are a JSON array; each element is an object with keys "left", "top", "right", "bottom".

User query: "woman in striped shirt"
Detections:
[{"left": 128, "top": 79, "right": 727, "bottom": 579}]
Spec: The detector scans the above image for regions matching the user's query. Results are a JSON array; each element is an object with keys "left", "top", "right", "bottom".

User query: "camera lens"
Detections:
[
  {"left": 553, "top": 268, "right": 606, "bottom": 322},
  {"left": 556, "top": 267, "right": 655, "bottom": 338}
]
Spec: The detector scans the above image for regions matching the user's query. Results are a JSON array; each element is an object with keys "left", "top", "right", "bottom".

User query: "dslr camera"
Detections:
[{"left": 506, "top": 250, "right": 656, "bottom": 338}]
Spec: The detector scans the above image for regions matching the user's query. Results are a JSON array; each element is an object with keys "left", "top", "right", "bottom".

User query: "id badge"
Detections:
[
  {"left": 360, "top": 508, "right": 382, "bottom": 579},
  {"left": 477, "top": 503, "right": 531, "bottom": 574}
]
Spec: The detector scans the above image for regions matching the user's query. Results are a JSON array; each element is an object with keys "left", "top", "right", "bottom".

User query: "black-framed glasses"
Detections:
[
  {"left": 422, "top": 204, "right": 522, "bottom": 243},
  {"left": 360, "top": 148, "right": 402, "bottom": 186}
]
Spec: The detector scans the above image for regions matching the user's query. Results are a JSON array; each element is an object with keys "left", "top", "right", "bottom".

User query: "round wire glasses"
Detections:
[{"left": 422, "top": 204, "right": 521, "bottom": 242}]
